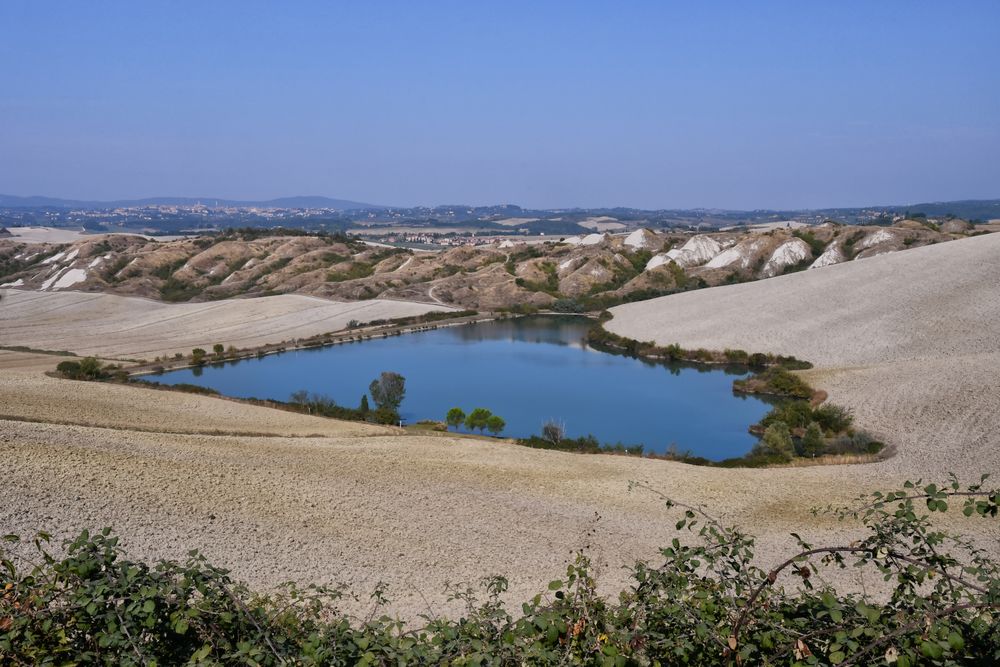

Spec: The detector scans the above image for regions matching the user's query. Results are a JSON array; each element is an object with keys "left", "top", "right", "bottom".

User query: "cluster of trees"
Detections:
[
  {"left": 445, "top": 407, "right": 506, "bottom": 435},
  {"left": 752, "top": 400, "right": 882, "bottom": 463},
  {"left": 190, "top": 343, "right": 239, "bottom": 366},
  {"left": 519, "top": 421, "right": 645, "bottom": 456},
  {"left": 7, "top": 479, "right": 996, "bottom": 663},
  {"left": 55, "top": 357, "right": 113, "bottom": 381},
  {"left": 289, "top": 371, "right": 407, "bottom": 426}
]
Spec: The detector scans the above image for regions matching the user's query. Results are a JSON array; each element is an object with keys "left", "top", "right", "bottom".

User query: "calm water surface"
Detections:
[{"left": 157, "top": 316, "right": 772, "bottom": 460}]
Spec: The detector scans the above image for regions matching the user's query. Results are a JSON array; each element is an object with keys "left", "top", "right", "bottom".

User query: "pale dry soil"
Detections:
[
  {"left": 3, "top": 236, "right": 1000, "bottom": 619},
  {"left": 0, "top": 365, "right": 873, "bottom": 619},
  {"left": 0, "top": 289, "right": 451, "bottom": 359}
]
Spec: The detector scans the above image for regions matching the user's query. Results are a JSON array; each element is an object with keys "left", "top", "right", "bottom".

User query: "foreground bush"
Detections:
[{"left": 2, "top": 478, "right": 998, "bottom": 665}]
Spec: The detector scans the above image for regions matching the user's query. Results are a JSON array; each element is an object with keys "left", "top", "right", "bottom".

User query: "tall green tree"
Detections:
[
  {"left": 756, "top": 421, "right": 794, "bottom": 461},
  {"left": 445, "top": 407, "right": 465, "bottom": 430},
  {"left": 799, "top": 421, "right": 825, "bottom": 458},
  {"left": 485, "top": 414, "right": 506, "bottom": 436},
  {"left": 464, "top": 408, "right": 492, "bottom": 432}
]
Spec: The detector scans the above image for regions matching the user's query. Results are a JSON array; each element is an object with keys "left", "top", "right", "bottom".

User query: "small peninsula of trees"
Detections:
[{"left": 444, "top": 407, "right": 506, "bottom": 435}]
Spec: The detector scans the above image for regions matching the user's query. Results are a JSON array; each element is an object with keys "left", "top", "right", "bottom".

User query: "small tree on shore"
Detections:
[
  {"left": 485, "top": 414, "right": 506, "bottom": 436},
  {"left": 446, "top": 407, "right": 466, "bottom": 430},
  {"left": 756, "top": 421, "right": 794, "bottom": 461},
  {"left": 799, "top": 421, "right": 825, "bottom": 458},
  {"left": 191, "top": 348, "right": 206, "bottom": 365},
  {"left": 213, "top": 343, "right": 225, "bottom": 359},
  {"left": 465, "top": 408, "right": 492, "bottom": 433}
]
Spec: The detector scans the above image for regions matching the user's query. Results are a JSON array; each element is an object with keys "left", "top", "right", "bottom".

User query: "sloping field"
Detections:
[
  {"left": 2, "top": 235, "right": 999, "bottom": 620},
  {"left": 0, "top": 370, "right": 872, "bottom": 620},
  {"left": 0, "top": 358, "right": 392, "bottom": 437},
  {"left": 608, "top": 232, "right": 1000, "bottom": 478},
  {"left": 0, "top": 289, "right": 452, "bottom": 358}
]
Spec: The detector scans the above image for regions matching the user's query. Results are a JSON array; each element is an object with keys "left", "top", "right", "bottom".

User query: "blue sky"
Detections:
[{"left": 1, "top": 1, "right": 998, "bottom": 209}]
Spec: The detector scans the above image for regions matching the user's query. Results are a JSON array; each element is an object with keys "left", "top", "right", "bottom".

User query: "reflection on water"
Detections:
[{"left": 157, "top": 316, "right": 773, "bottom": 460}]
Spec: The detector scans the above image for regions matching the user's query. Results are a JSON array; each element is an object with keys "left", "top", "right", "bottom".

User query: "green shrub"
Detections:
[
  {"left": 4, "top": 479, "right": 997, "bottom": 664},
  {"left": 754, "top": 421, "right": 794, "bottom": 461},
  {"left": 813, "top": 402, "right": 854, "bottom": 432}
]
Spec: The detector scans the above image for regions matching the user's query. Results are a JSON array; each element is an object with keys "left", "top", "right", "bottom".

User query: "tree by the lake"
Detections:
[
  {"left": 800, "top": 421, "right": 824, "bottom": 458},
  {"left": 191, "top": 348, "right": 206, "bottom": 365},
  {"left": 756, "top": 421, "right": 794, "bottom": 461},
  {"left": 445, "top": 407, "right": 466, "bottom": 430},
  {"left": 465, "top": 408, "right": 493, "bottom": 433},
  {"left": 485, "top": 414, "right": 506, "bottom": 436},
  {"left": 213, "top": 343, "right": 225, "bottom": 358},
  {"left": 368, "top": 372, "right": 406, "bottom": 412}
]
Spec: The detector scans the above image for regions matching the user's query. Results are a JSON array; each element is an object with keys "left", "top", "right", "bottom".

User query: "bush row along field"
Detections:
[{"left": 2, "top": 479, "right": 998, "bottom": 665}]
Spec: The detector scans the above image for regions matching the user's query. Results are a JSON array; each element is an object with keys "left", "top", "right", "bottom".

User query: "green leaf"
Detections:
[
  {"left": 921, "top": 641, "right": 943, "bottom": 659},
  {"left": 547, "top": 579, "right": 563, "bottom": 591}
]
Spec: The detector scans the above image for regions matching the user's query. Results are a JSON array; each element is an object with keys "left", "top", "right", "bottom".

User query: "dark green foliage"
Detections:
[
  {"left": 799, "top": 422, "right": 825, "bottom": 457},
  {"left": 754, "top": 421, "right": 794, "bottom": 461},
  {"left": 733, "top": 367, "right": 814, "bottom": 399},
  {"left": 288, "top": 390, "right": 368, "bottom": 422},
  {"left": 464, "top": 407, "right": 493, "bottom": 432},
  {"left": 792, "top": 228, "right": 827, "bottom": 255},
  {"left": 159, "top": 273, "right": 203, "bottom": 302},
  {"left": 191, "top": 348, "right": 206, "bottom": 365},
  {"left": 326, "top": 261, "right": 374, "bottom": 282},
  {"left": 813, "top": 402, "right": 854, "bottom": 432},
  {"left": 359, "top": 394, "right": 370, "bottom": 415},
  {"left": 724, "top": 348, "right": 750, "bottom": 363},
  {"left": 666, "top": 259, "right": 688, "bottom": 288},
  {"left": 550, "top": 298, "right": 585, "bottom": 313},
  {"left": 151, "top": 258, "right": 186, "bottom": 280},
  {"left": 103, "top": 256, "right": 131, "bottom": 282},
  {"left": 445, "top": 407, "right": 465, "bottom": 430},
  {"left": 519, "top": 433, "right": 644, "bottom": 456},
  {"left": 514, "top": 261, "right": 559, "bottom": 295},
  {"left": 55, "top": 357, "right": 109, "bottom": 381},
  {"left": 842, "top": 229, "right": 866, "bottom": 258},
  {"left": 10, "top": 481, "right": 989, "bottom": 664},
  {"left": 760, "top": 400, "right": 816, "bottom": 430},
  {"left": 132, "top": 380, "right": 221, "bottom": 396},
  {"left": 485, "top": 414, "right": 506, "bottom": 435}
]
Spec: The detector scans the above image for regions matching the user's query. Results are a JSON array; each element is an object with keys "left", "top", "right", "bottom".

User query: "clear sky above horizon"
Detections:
[{"left": 2, "top": 1, "right": 998, "bottom": 210}]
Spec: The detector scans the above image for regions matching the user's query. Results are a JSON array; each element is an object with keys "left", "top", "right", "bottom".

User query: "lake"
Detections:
[{"left": 155, "top": 316, "right": 774, "bottom": 460}]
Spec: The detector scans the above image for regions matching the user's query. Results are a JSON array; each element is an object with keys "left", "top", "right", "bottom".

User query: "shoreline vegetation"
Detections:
[{"left": 47, "top": 309, "right": 886, "bottom": 469}]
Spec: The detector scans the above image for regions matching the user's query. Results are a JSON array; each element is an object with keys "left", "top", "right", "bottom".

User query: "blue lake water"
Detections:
[{"left": 155, "top": 316, "right": 773, "bottom": 460}]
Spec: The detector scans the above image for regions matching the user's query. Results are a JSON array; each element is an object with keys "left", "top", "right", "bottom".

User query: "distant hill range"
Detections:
[
  {"left": 0, "top": 194, "right": 380, "bottom": 210},
  {"left": 0, "top": 194, "right": 997, "bottom": 221}
]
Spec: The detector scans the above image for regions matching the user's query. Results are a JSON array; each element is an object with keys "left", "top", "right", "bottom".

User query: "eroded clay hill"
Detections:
[{"left": 0, "top": 220, "right": 983, "bottom": 310}]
